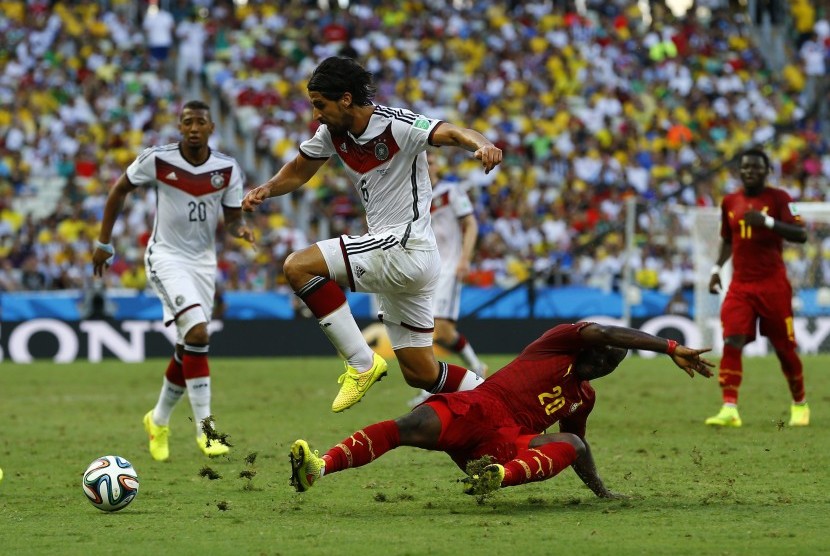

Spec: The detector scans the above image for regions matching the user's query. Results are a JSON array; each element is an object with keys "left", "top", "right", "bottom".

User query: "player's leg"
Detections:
[
  {"left": 760, "top": 297, "right": 809, "bottom": 426},
  {"left": 380, "top": 248, "right": 483, "bottom": 394},
  {"left": 287, "top": 239, "right": 382, "bottom": 411},
  {"left": 180, "top": 320, "right": 228, "bottom": 456},
  {"left": 143, "top": 344, "right": 185, "bottom": 461},
  {"left": 705, "top": 288, "right": 753, "bottom": 427},
  {"left": 463, "top": 433, "right": 583, "bottom": 495},
  {"left": 433, "top": 272, "right": 486, "bottom": 376},
  {"left": 436, "top": 319, "right": 486, "bottom": 376},
  {"left": 144, "top": 262, "right": 191, "bottom": 461},
  {"left": 290, "top": 404, "right": 442, "bottom": 492}
]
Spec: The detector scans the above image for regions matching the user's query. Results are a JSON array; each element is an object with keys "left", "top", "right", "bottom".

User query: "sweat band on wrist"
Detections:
[
  {"left": 666, "top": 339, "right": 678, "bottom": 356},
  {"left": 710, "top": 265, "right": 721, "bottom": 275},
  {"left": 764, "top": 215, "right": 775, "bottom": 229},
  {"left": 96, "top": 241, "right": 114, "bottom": 254}
]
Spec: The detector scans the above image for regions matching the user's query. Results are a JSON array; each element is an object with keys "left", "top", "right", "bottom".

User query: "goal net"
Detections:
[{"left": 689, "top": 202, "right": 830, "bottom": 354}]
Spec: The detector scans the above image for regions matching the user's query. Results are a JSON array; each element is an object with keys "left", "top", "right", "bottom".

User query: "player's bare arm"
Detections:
[
  {"left": 708, "top": 240, "right": 732, "bottom": 294},
  {"left": 568, "top": 438, "right": 624, "bottom": 499},
  {"left": 242, "top": 155, "right": 327, "bottom": 212},
  {"left": 578, "top": 323, "right": 714, "bottom": 378},
  {"left": 222, "top": 206, "right": 255, "bottom": 245},
  {"left": 743, "top": 209, "right": 808, "bottom": 243},
  {"left": 92, "top": 173, "right": 136, "bottom": 277},
  {"left": 431, "top": 122, "right": 503, "bottom": 173},
  {"left": 457, "top": 213, "right": 478, "bottom": 279}
]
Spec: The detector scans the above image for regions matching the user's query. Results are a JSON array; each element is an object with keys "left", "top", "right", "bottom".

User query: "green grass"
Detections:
[{"left": 0, "top": 354, "right": 828, "bottom": 555}]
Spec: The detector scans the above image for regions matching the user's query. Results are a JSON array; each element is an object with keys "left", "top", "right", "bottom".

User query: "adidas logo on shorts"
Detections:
[{"left": 354, "top": 265, "right": 366, "bottom": 278}]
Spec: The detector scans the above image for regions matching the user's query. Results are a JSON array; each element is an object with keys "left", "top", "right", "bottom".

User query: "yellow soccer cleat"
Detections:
[
  {"left": 462, "top": 463, "right": 505, "bottom": 496},
  {"left": 143, "top": 410, "right": 170, "bottom": 461},
  {"left": 0, "top": 466, "right": 4, "bottom": 485},
  {"left": 196, "top": 433, "right": 230, "bottom": 457},
  {"left": 331, "top": 352, "right": 388, "bottom": 413},
  {"left": 704, "top": 405, "right": 742, "bottom": 427},
  {"left": 789, "top": 403, "right": 810, "bottom": 427},
  {"left": 289, "top": 439, "right": 325, "bottom": 492}
]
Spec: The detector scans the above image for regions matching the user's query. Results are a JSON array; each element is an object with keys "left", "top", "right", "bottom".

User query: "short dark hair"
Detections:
[
  {"left": 740, "top": 148, "right": 770, "bottom": 170},
  {"left": 182, "top": 99, "right": 211, "bottom": 114},
  {"left": 307, "top": 57, "right": 376, "bottom": 106}
]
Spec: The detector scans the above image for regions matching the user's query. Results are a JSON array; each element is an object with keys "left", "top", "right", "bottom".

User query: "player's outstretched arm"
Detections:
[
  {"left": 93, "top": 174, "right": 135, "bottom": 277},
  {"left": 430, "top": 122, "right": 502, "bottom": 174},
  {"left": 579, "top": 323, "right": 715, "bottom": 378},
  {"left": 242, "top": 155, "right": 326, "bottom": 212}
]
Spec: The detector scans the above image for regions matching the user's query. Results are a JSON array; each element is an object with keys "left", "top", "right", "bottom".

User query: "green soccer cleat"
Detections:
[
  {"left": 143, "top": 410, "right": 170, "bottom": 461},
  {"left": 289, "top": 439, "right": 325, "bottom": 493},
  {"left": 196, "top": 433, "right": 230, "bottom": 457},
  {"left": 331, "top": 353, "right": 388, "bottom": 413},
  {"left": 789, "top": 403, "right": 810, "bottom": 427},
  {"left": 704, "top": 405, "right": 742, "bottom": 427},
  {"left": 462, "top": 463, "right": 505, "bottom": 496}
]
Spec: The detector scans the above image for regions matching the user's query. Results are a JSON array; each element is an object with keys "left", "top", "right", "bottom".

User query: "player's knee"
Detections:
[
  {"left": 283, "top": 252, "right": 304, "bottom": 287},
  {"left": 184, "top": 323, "right": 209, "bottom": 345},
  {"left": 395, "top": 406, "right": 440, "bottom": 448},
  {"left": 723, "top": 336, "right": 746, "bottom": 349}
]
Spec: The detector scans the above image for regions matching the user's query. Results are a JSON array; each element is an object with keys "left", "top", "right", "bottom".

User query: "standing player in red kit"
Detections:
[
  {"left": 706, "top": 148, "right": 809, "bottom": 427},
  {"left": 93, "top": 100, "right": 254, "bottom": 459},
  {"left": 288, "top": 322, "right": 713, "bottom": 496}
]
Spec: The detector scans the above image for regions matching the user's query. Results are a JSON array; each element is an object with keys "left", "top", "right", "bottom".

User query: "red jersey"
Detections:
[
  {"left": 475, "top": 323, "right": 596, "bottom": 436},
  {"left": 721, "top": 186, "right": 800, "bottom": 283}
]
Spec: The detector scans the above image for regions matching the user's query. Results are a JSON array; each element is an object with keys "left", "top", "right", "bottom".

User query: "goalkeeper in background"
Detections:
[{"left": 707, "top": 148, "right": 809, "bottom": 427}]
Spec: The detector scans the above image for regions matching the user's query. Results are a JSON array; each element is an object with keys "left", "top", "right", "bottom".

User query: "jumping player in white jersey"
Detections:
[
  {"left": 243, "top": 57, "right": 503, "bottom": 412},
  {"left": 409, "top": 153, "right": 487, "bottom": 406},
  {"left": 93, "top": 100, "right": 254, "bottom": 460}
]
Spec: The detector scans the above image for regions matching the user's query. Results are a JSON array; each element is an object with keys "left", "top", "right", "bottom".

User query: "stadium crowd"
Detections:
[{"left": 1, "top": 0, "right": 830, "bottom": 299}]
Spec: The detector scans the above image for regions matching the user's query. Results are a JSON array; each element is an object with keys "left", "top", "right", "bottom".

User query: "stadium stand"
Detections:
[{"left": 1, "top": 0, "right": 828, "bottom": 300}]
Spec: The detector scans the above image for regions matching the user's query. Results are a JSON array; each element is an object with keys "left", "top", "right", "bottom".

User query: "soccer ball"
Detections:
[{"left": 81, "top": 455, "right": 139, "bottom": 512}]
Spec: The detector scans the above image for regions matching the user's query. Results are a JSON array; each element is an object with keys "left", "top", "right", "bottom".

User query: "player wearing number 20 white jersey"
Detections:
[
  {"left": 127, "top": 144, "right": 245, "bottom": 267},
  {"left": 94, "top": 100, "right": 254, "bottom": 460}
]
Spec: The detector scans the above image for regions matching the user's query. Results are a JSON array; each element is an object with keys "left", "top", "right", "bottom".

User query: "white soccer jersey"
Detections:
[
  {"left": 299, "top": 105, "right": 441, "bottom": 250},
  {"left": 126, "top": 144, "right": 244, "bottom": 266},
  {"left": 431, "top": 179, "right": 474, "bottom": 270}
]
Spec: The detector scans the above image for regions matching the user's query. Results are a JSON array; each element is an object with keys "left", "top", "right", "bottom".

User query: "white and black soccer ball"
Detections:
[{"left": 82, "top": 456, "right": 139, "bottom": 512}]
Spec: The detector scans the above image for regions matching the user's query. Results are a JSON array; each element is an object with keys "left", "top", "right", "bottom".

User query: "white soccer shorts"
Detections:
[
  {"left": 146, "top": 258, "right": 213, "bottom": 341},
  {"left": 318, "top": 233, "right": 440, "bottom": 333},
  {"left": 433, "top": 270, "right": 462, "bottom": 321}
]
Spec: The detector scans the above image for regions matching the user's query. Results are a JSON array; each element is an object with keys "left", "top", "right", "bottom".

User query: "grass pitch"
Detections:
[{"left": 0, "top": 353, "right": 827, "bottom": 555}]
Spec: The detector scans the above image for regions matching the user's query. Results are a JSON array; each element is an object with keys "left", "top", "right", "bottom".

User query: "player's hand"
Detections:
[
  {"left": 456, "top": 260, "right": 470, "bottom": 280},
  {"left": 743, "top": 210, "right": 766, "bottom": 227},
  {"left": 474, "top": 144, "right": 503, "bottom": 174},
  {"left": 234, "top": 225, "right": 256, "bottom": 248},
  {"left": 670, "top": 346, "right": 715, "bottom": 378},
  {"left": 597, "top": 490, "right": 630, "bottom": 500},
  {"left": 92, "top": 247, "right": 114, "bottom": 277},
  {"left": 242, "top": 185, "right": 271, "bottom": 212},
  {"left": 708, "top": 273, "right": 722, "bottom": 294}
]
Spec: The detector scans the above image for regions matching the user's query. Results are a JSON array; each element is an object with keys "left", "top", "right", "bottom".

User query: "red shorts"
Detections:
[
  {"left": 721, "top": 278, "right": 795, "bottom": 345},
  {"left": 425, "top": 393, "right": 536, "bottom": 471}
]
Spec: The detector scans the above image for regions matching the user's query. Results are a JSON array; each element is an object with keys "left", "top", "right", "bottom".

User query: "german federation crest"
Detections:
[
  {"left": 374, "top": 143, "right": 389, "bottom": 161},
  {"left": 210, "top": 173, "right": 225, "bottom": 188}
]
